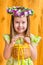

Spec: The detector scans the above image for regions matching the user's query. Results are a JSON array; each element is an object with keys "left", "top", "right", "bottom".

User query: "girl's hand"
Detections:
[
  {"left": 10, "top": 35, "right": 24, "bottom": 47},
  {"left": 24, "top": 37, "right": 30, "bottom": 44},
  {"left": 11, "top": 35, "right": 24, "bottom": 43}
]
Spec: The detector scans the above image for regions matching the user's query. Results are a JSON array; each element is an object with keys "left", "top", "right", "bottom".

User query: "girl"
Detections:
[{"left": 3, "top": 6, "right": 41, "bottom": 65}]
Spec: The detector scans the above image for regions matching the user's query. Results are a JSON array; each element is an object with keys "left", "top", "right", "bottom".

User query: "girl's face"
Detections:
[{"left": 14, "top": 16, "right": 27, "bottom": 34}]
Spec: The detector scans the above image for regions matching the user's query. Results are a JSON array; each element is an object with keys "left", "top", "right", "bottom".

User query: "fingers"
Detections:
[
  {"left": 9, "top": 42, "right": 15, "bottom": 47},
  {"left": 13, "top": 35, "right": 24, "bottom": 38},
  {"left": 24, "top": 37, "right": 30, "bottom": 43},
  {"left": 13, "top": 35, "right": 24, "bottom": 40},
  {"left": 11, "top": 38, "right": 15, "bottom": 43},
  {"left": 11, "top": 35, "right": 24, "bottom": 44}
]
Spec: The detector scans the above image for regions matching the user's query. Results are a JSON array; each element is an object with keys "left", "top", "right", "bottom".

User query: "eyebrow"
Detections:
[{"left": 15, "top": 20, "right": 26, "bottom": 22}]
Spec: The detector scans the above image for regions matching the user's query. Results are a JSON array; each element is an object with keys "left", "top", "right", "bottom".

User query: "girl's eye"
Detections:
[
  {"left": 16, "top": 21, "right": 19, "bottom": 23},
  {"left": 22, "top": 21, "right": 25, "bottom": 24}
]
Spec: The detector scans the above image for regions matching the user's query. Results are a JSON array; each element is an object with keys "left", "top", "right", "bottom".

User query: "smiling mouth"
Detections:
[{"left": 17, "top": 28, "right": 23, "bottom": 30}]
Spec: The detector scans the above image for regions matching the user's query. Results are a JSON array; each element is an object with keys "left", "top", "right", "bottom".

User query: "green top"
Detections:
[{"left": 3, "top": 33, "right": 41, "bottom": 46}]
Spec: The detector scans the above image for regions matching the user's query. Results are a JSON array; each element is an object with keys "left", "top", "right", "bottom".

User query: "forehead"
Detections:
[{"left": 14, "top": 16, "right": 27, "bottom": 21}]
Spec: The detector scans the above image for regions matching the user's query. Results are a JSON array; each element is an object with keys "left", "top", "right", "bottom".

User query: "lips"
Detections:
[{"left": 17, "top": 28, "right": 23, "bottom": 30}]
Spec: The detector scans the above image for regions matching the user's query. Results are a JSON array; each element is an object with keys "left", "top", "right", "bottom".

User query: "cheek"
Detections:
[
  {"left": 14, "top": 24, "right": 19, "bottom": 28},
  {"left": 24, "top": 23, "right": 27, "bottom": 29}
]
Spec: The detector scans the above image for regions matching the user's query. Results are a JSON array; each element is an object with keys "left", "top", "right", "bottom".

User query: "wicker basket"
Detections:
[{"left": 12, "top": 43, "right": 30, "bottom": 60}]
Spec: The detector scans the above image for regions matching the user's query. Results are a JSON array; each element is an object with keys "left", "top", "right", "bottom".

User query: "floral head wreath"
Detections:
[{"left": 7, "top": 6, "right": 34, "bottom": 16}]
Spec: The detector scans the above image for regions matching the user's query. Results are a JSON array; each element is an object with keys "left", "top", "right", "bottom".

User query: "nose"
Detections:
[{"left": 19, "top": 23, "right": 22, "bottom": 27}]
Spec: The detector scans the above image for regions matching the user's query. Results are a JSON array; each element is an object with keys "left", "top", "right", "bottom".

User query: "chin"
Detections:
[
  {"left": 17, "top": 30, "right": 26, "bottom": 33},
  {"left": 16, "top": 31, "right": 24, "bottom": 34}
]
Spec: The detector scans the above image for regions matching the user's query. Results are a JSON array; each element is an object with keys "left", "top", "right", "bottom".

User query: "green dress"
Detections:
[{"left": 3, "top": 34, "right": 41, "bottom": 65}]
